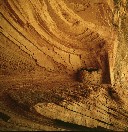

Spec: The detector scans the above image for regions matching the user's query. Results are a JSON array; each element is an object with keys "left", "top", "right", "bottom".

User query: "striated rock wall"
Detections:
[
  {"left": 0, "top": 0, "right": 114, "bottom": 76},
  {"left": 0, "top": 0, "right": 128, "bottom": 131},
  {"left": 112, "top": 0, "right": 128, "bottom": 88}
]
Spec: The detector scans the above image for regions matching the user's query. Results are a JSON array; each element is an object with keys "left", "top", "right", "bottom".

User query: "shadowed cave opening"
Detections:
[{"left": 74, "top": 52, "right": 111, "bottom": 84}]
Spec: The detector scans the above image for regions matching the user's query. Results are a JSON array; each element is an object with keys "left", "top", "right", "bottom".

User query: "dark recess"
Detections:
[
  {"left": 75, "top": 67, "right": 99, "bottom": 82},
  {"left": 0, "top": 112, "right": 10, "bottom": 122},
  {"left": 55, "top": 119, "right": 111, "bottom": 131},
  {"left": 108, "top": 87, "right": 122, "bottom": 104},
  {"left": 100, "top": 53, "right": 111, "bottom": 84}
]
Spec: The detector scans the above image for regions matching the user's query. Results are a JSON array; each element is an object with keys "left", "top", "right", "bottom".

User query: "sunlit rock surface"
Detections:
[{"left": 0, "top": 0, "right": 128, "bottom": 131}]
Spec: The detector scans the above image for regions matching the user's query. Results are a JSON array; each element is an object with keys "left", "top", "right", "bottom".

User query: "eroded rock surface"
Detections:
[{"left": 0, "top": 0, "right": 128, "bottom": 131}]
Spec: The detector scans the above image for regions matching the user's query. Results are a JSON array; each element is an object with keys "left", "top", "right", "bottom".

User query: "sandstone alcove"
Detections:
[{"left": 0, "top": 0, "right": 128, "bottom": 131}]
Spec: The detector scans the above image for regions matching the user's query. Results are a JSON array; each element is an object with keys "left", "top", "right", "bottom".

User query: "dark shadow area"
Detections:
[
  {"left": 108, "top": 87, "right": 122, "bottom": 104},
  {"left": 83, "top": 68, "right": 99, "bottom": 73},
  {"left": 100, "top": 53, "right": 111, "bottom": 84},
  {"left": 54, "top": 119, "right": 112, "bottom": 131},
  {"left": 74, "top": 67, "right": 99, "bottom": 82},
  {"left": 0, "top": 112, "right": 10, "bottom": 122},
  {"left": 4, "top": 92, "right": 30, "bottom": 112}
]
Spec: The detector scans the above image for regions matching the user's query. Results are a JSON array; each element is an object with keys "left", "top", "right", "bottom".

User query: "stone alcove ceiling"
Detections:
[
  {"left": 0, "top": 0, "right": 113, "bottom": 81},
  {"left": 0, "top": 0, "right": 128, "bottom": 131}
]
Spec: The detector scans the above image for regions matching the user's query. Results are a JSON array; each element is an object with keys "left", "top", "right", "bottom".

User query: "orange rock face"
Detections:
[{"left": 0, "top": 0, "right": 128, "bottom": 131}]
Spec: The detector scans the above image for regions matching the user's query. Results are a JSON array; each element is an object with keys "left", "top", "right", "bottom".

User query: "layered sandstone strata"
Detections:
[{"left": 0, "top": 0, "right": 128, "bottom": 131}]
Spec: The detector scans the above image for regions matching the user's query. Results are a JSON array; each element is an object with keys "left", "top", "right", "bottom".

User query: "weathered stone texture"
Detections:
[{"left": 0, "top": 0, "right": 128, "bottom": 131}]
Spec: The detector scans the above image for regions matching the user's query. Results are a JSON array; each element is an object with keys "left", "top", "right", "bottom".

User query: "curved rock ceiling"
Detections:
[
  {"left": 0, "top": 0, "right": 114, "bottom": 79},
  {"left": 0, "top": 0, "right": 128, "bottom": 131}
]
